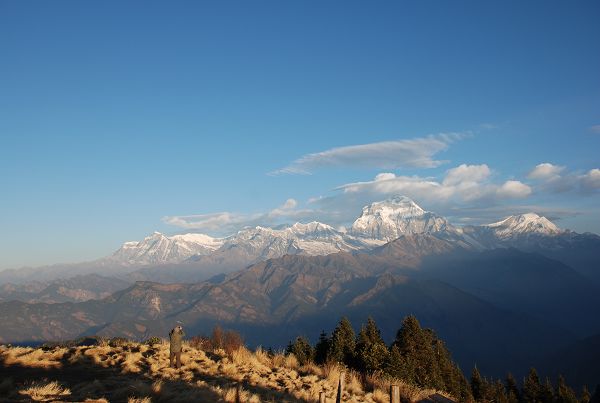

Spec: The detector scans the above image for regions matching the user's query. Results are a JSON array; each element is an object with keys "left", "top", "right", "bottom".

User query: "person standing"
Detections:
[{"left": 169, "top": 325, "right": 185, "bottom": 369}]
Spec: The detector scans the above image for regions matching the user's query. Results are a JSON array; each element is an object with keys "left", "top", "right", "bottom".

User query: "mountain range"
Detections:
[
  {"left": 0, "top": 196, "right": 599, "bottom": 386},
  {"left": 5, "top": 195, "right": 593, "bottom": 286}
]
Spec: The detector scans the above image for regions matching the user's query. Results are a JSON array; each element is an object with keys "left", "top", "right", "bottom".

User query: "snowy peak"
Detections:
[
  {"left": 485, "top": 213, "right": 562, "bottom": 239},
  {"left": 217, "top": 221, "right": 376, "bottom": 260},
  {"left": 351, "top": 196, "right": 451, "bottom": 241},
  {"left": 110, "top": 232, "right": 224, "bottom": 266},
  {"left": 360, "top": 195, "right": 426, "bottom": 218}
]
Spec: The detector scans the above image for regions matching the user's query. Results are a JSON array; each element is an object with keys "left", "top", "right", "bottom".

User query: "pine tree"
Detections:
[
  {"left": 471, "top": 367, "right": 493, "bottom": 402},
  {"left": 523, "top": 367, "right": 542, "bottom": 403},
  {"left": 581, "top": 386, "right": 591, "bottom": 403},
  {"left": 286, "top": 336, "right": 314, "bottom": 365},
  {"left": 540, "top": 377, "right": 554, "bottom": 403},
  {"left": 457, "top": 370, "right": 475, "bottom": 403},
  {"left": 328, "top": 317, "right": 356, "bottom": 366},
  {"left": 385, "top": 344, "right": 408, "bottom": 379},
  {"left": 314, "top": 330, "right": 330, "bottom": 364},
  {"left": 505, "top": 373, "right": 520, "bottom": 403},
  {"left": 492, "top": 379, "right": 509, "bottom": 403},
  {"left": 392, "top": 315, "right": 436, "bottom": 387},
  {"left": 355, "top": 317, "right": 389, "bottom": 373},
  {"left": 386, "top": 315, "right": 466, "bottom": 399},
  {"left": 556, "top": 375, "right": 578, "bottom": 403}
]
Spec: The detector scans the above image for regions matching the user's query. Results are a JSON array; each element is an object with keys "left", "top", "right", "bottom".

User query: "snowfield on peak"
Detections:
[
  {"left": 485, "top": 213, "right": 563, "bottom": 239},
  {"left": 351, "top": 195, "right": 452, "bottom": 241},
  {"left": 109, "top": 231, "right": 224, "bottom": 266}
]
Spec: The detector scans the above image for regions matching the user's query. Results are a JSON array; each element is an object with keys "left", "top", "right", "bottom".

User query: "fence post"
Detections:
[
  {"left": 336, "top": 371, "right": 345, "bottom": 403},
  {"left": 320, "top": 391, "right": 326, "bottom": 403},
  {"left": 390, "top": 384, "right": 400, "bottom": 403}
]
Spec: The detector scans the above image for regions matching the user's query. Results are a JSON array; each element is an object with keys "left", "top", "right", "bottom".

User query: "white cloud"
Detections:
[
  {"left": 527, "top": 163, "right": 600, "bottom": 194},
  {"left": 581, "top": 168, "right": 600, "bottom": 191},
  {"left": 496, "top": 180, "right": 532, "bottom": 199},
  {"left": 337, "top": 164, "right": 530, "bottom": 205},
  {"left": 589, "top": 125, "right": 600, "bottom": 134},
  {"left": 270, "top": 133, "right": 466, "bottom": 175},
  {"left": 443, "top": 164, "right": 491, "bottom": 186},
  {"left": 162, "top": 212, "right": 256, "bottom": 232},
  {"left": 162, "top": 198, "right": 316, "bottom": 234},
  {"left": 374, "top": 172, "right": 397, "bottom": 181},
  {"left": 527, "top": 163, "right": 565, "bottom": 180}
]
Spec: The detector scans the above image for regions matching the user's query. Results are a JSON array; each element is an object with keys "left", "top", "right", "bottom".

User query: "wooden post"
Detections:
[
  {"left": 319, "top": 391, "right": 326, "bottom": 403},
  {"left": 390, "top": 384, "right": 400, "bottom": 403},
  {"left": 336, "top": 371, "right": 345, "bottom": 403}
]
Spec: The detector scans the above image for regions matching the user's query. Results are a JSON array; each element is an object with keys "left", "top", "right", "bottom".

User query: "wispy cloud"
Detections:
[
  {"left": 162, "top": 199, "right": 317, "bottom": 234},
  {"left": 589, "top": 124, "right": 600, "bottom": 134},
  {"left": 269, "top": 133, "right": 467, "bottom": 175}
]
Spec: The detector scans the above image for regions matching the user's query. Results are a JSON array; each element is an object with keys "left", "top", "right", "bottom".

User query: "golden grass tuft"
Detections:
[
  {"left": 19, "top": 381, "right": 71, "bottom": 401},
  {"left": 2, "top": 346, "right": 66, "bottom": 369},
  {"left": 283, "top": 352, "right": 299, "bottom": 369},
  {"left": 346, "top": 370, "right": 364, "bottom": 395},
  {"left": 253, "top": 346, "right": 271, "bottom": 367},
  {"left": 127, "top": 397, "right": 151, "bottom": 403}
]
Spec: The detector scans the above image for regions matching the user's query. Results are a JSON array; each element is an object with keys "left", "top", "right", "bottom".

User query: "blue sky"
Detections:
[{"left": 1, "top": 1, "right": 599, "bottom": 269}]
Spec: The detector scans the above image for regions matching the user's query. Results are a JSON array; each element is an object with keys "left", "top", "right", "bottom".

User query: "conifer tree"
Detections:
[
  {"left": 392, "top": 315, "right": 436, "bottom": 387},
  {"left": 314, "top": 330, "right": 330, "bottom": 364},
  {"left": 540, "top": 377, "right": 554, "bottom": 403},
  {"left": 505, "top": 373, "right": 520, "bottom": 403},
  {"left": 286, "top": 336, "right": 314, "bottom": 365},
  {"left": 523, "top": 367, "right": 542, "bottom": 403},
  {"left": 328, "top": 317, "right": 356, "bottom": 366},
  {"left": 555, "top": 375, "right": 578, "bottom": 403},
  {"left": 355, "top": 317, "right": 389, "bottom": 373},
  {"left": 385, "top": 344, "right": 408, "bottom": 379},
  {"left": 387, "top": 315, "right": 467, "bottom": 399},
  {"left": 471, "top": 367, "right": 485, "bottom": 401},
  {"left": 492, "top": 379, "right": 510, "bottom": 403},
  {"left": 581, "top": 386, "right": 591, "bottom": 403},
  {"left": 457, "top": 370, "right": 476, "bottom": 403}
]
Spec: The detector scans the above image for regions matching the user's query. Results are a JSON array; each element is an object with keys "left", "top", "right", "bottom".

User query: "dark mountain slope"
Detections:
[{"left": 420, "top": 248, "right": 600, "bottom": 336}]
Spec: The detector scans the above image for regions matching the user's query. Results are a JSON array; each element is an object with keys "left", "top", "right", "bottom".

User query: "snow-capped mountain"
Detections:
[
  {"left": 351, "top": 195, "right": 452, "bottom": 241},
  {"left": 214, "top": 221, "right": 383, "bottom": 261},
  {"left": 485, "top": 213, "right": 563, "bottom": 240},
  {"left": 109, "top": 231, "right": 224, "bottom": 266},
  {"left": 106, "top": 197, "right": 570, "bottom": 267}
]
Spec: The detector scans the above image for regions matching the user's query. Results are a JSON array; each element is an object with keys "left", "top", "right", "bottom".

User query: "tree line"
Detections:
[{"left": 285, "top": 315, "right": 599, "bottom": 403}]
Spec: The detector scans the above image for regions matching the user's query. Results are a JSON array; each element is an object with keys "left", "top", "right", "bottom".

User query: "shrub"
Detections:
[
  {"left": 109, "top": 337, "right": 129, "bottom": 347},
  {"left": 191, "top": 325, "right": 244, "bottom": 355},
  {"left": 223, "top": 329, "right": 244, "bottom": 355},
  {"left": 190, "top": 335, "right": 212, "bottom": 350},
  {"left": 144, "top": 336, "right": 162, "bottom": 346}
]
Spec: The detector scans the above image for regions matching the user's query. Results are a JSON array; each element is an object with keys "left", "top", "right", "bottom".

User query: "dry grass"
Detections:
[
  {"left": 0, "top": 342, "right": 450, "bottom": 403},
  {"left": 2, "top": 346, "right": 66, "bottom": 368},
  {"left": 18, "top": 381, "right": 71, "bottom": 401}
]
